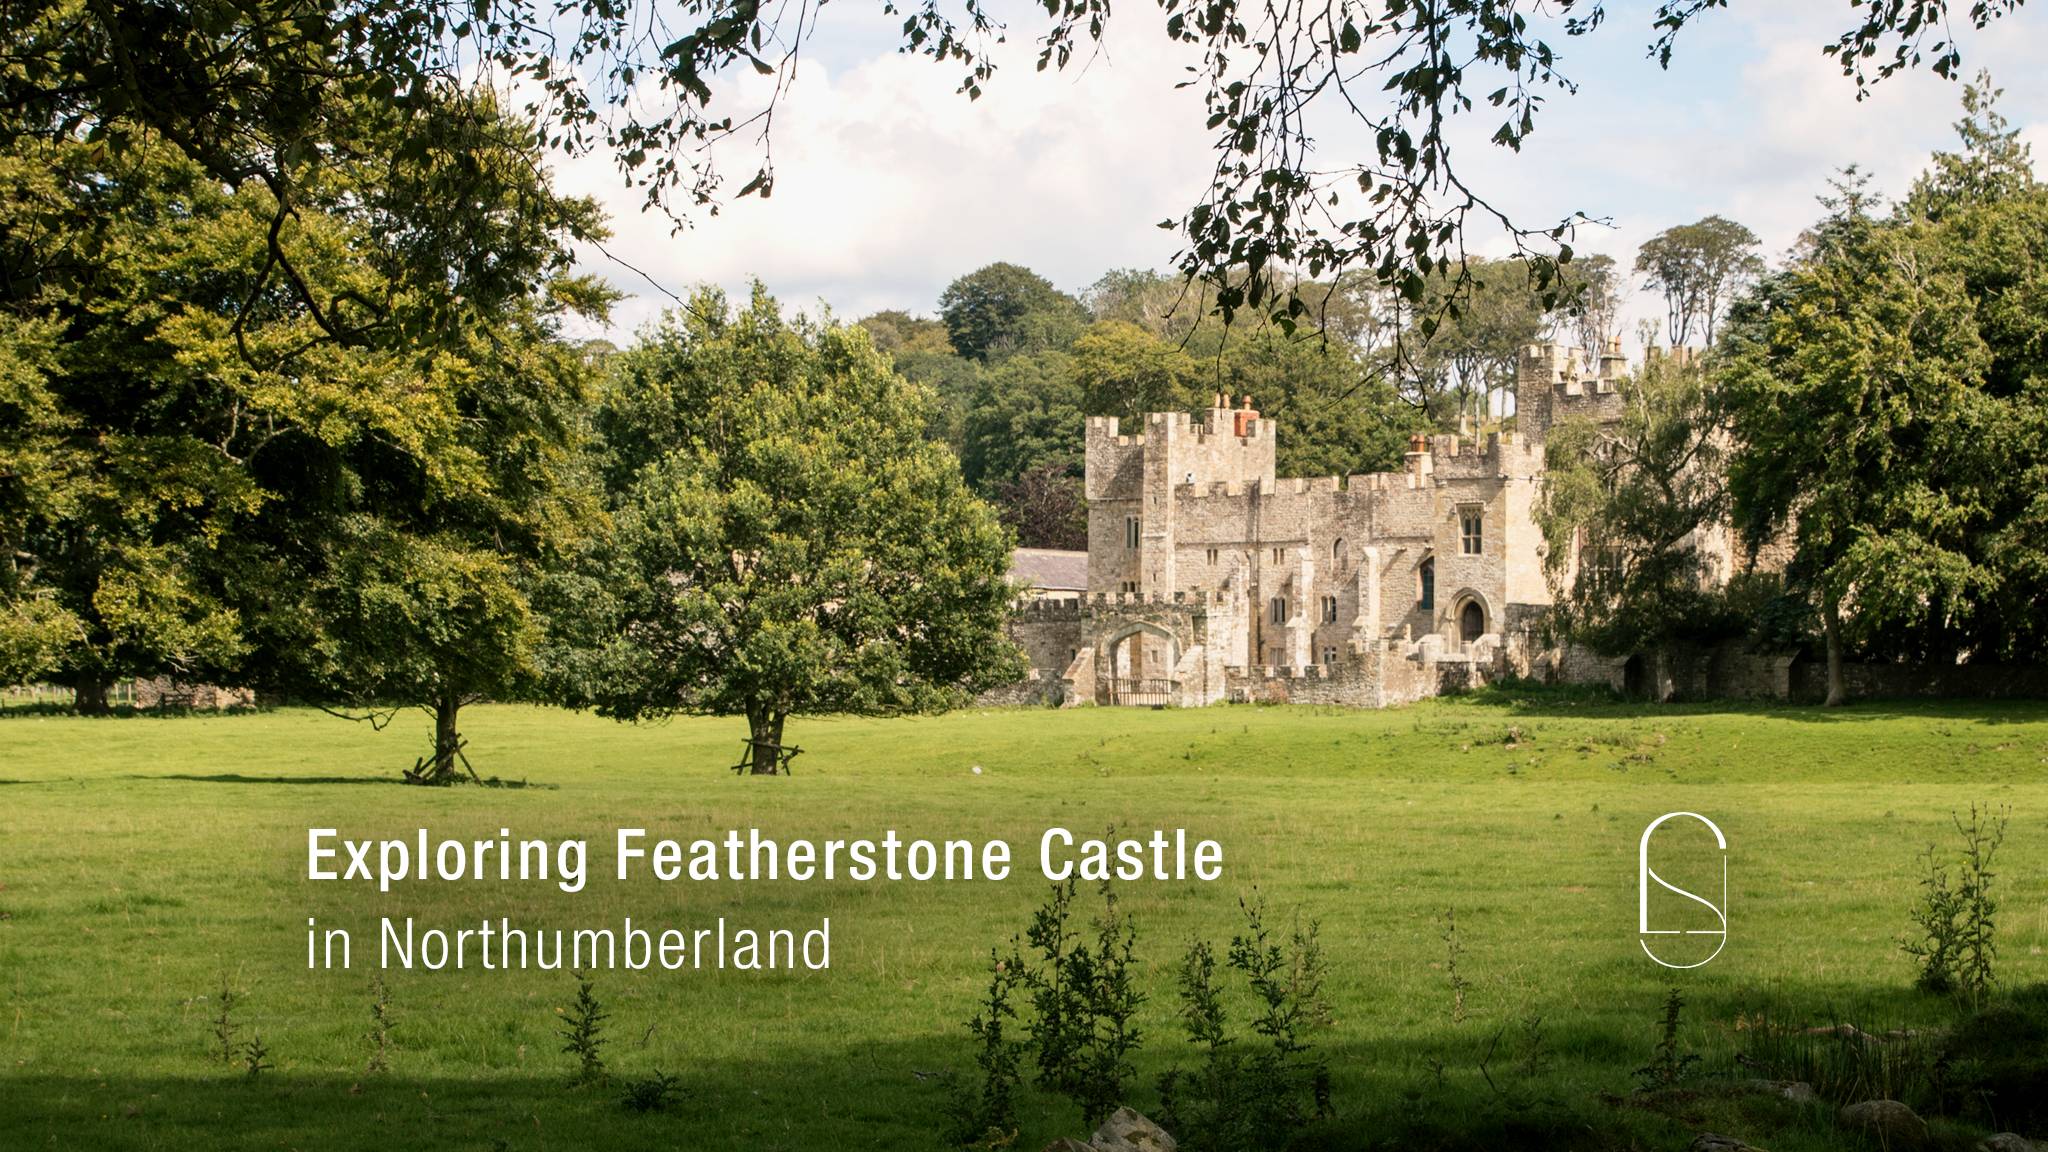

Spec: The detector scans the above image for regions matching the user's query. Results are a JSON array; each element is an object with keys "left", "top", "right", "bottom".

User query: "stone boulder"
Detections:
[
  {"left": 1090, "top": 1107, "right": 1177, "bottom": 1152},
  {"left": 1838, "top": 1099, "right": 1927, "bottom": 1147},
  {"left": 1745, "top": 1079, "right": 1818, "bottom": 1104},
  {"left": 1979, "top": 1135, "right": 2035, "bottom": 1152}
]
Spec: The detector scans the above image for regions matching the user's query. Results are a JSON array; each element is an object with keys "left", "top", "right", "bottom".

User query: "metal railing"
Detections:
[{"left": 1100, "top": 677, "right": 1179, "bottom": 707}]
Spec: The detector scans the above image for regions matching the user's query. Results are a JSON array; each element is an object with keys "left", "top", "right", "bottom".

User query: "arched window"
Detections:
[
  {"left": 1331, "top": 538, "right": 1346, "bottom": 567},
  {"left": 1269, "top": 597, "right": 1288, "bottom": 624},
  {"left": 1418, "top": 558, "right": 1435, "bottom": 610}
]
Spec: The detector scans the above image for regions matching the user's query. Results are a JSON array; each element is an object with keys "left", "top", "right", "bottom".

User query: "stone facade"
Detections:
[
  {"left": 983, "top": 339, "right": 2043, "bottom": 709},
  {"left": 994, "top": 341, "right": 1637, "bottom": 708}
]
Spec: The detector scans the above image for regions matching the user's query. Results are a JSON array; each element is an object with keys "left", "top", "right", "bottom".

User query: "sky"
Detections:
[{"left": 547, "top": 1, "right": 2048, "bottom": 345}]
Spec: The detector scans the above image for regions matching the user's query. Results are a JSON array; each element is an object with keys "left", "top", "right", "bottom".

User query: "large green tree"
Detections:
[
  {"left": 857, "top": 310, "right": 981, "bottom": 453},
  {"left": 557, "top": 286, "right": 1023, "bottom": 774},
  {"left": 1216, "top": 329, "right": 1420, "bottom": 479},
  {"left": 1068, "top": 320, "right": 1204, "bottom": 427},
  {"left": 1720, "top": 147, "right": 2018, "bottom": 702},
  {"left": 1634, "top": 217, "right": 1764, "bottom": 348},
  {"left": 0, "top": 59, "right": 612, "bottom": 766},
  {"left": 1537, "top": 351, "right": 1732, "bottom": 656},
  {"left": 939, "top": 264, "right": 1085, "bottom": 363},
  {"left": 1728, "top": 80, "right": 2048, "bottom": 696},
  {"left": 0, "top": 135, "right": 261, "bottom": 709}
]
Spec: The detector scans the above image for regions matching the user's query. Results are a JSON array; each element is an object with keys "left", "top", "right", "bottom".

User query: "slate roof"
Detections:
[{"left": 1009, "top": 548, "right": 1088, "bottom": 593}]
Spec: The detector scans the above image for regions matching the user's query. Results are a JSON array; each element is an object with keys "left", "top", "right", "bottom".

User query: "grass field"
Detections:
[{"left": 4, "top": 691, "right": 2048, "bottom": 1150}]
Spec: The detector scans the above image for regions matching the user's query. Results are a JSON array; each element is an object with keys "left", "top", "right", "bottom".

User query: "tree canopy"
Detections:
[
  {"left": 554, "top": 286, "right": 1024, "bottom": 773},
  {"left": 3, "top": 0, "right": 2012, "bottom": 331},
  {"left": 940, "top": 263, "right": 1087, "bottom": 363},
  {"left": 1720, "top": 76, "right": 2047, "bottom": 699},
  {"left": 1634, "top": 216, "right": 1764, "bottom": 348},
  {"left": 0, "top": 70, "right": 614, "bottom": 772}
]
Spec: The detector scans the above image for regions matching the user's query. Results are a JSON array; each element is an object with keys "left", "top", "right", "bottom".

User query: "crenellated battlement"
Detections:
[{"left": 1011, "top": 597, "right": 1087, "bottom": 621}]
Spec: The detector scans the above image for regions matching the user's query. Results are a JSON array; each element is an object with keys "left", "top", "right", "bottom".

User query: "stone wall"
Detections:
[
  {"left": 1221, "top": 643, "right": 1455, "bottom": 708},
  {"left": 984, "top": 599, "right": 1090, "bottom": 707},
  {"left": 1789, "top": 660, "right": 2048, "bottom": 703},
  {"left": 131, "top": 678, "right": 256, "bottom": 710}
]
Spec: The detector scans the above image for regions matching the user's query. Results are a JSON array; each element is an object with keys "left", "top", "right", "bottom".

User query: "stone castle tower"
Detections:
[{"left": 996, "top": 340, "right": 1636, "bottom": 708}]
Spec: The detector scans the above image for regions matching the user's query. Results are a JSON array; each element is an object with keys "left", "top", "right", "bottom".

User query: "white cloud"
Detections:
[
  {"left": 553, "top": 4, "right": 2048, "bottom": 345},
  {"left": 553, "top": 21, "right": 1212, "bottom": 338}
]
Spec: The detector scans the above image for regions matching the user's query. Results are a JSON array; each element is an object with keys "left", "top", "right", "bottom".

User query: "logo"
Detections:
[{"left": 1638, "top": 812, "right": 1727, "bottom": 969}]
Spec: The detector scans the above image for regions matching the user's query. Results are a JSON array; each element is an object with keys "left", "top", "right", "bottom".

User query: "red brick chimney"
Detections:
[{"left": 1232, "top": 394, "right": 1259, "bottom": 436}]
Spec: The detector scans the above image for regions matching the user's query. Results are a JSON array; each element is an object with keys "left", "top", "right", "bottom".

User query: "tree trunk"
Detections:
[
  {"left": 745, "top": 706, "right": 786, "bottom": 776},
  {"left": 73, "top": 675, "right": 111, "bottom": 716},
  {"left": 431, "top": 692, "right": 463, "bottom": 781},
  {"left": 1822, "top": 599, "right": 1847, "bottom": 708}
]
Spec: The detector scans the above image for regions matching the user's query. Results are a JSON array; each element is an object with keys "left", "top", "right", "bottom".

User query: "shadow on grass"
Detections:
[
  {"left": 5, "top": 984, "right": 2018, "bottom": 1152},
  {"left": 0, "top": 1054, "right": 1684, "bottom": 1152},
  {"left": 1454, "top": 682, "right": 2048, "bottom": 726},
  {"left": 141, "top": 773, "right": 413, "bottom": 787}
]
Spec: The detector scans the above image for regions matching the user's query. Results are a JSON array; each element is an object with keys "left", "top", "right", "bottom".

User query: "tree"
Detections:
[
  {"left": 1634, "top": 217, "right": 1764, "bottom": 347},
  {"left": 939, "top": 264, "right": 1085, "bottom": 362},
  {"left": 1537, "top": 351, "right": 1732, "bottom": 656},
  {"left": 959, "top": 351, "right": 1087, "bottom": 495},
  {"left": 1217, "top": 330, "right": 1421, "bottom": 479},
  {"left": 1399, "top": 257, "right": 1554, "bottom": 426},
  {"left": 1901, "top": 70, "right": 2037, "bottom": 220},
  {"left": 0, "top": 67, "right": 611, "bottom": 761},
  {"left": 994, "top": 464, "right": 1088, "bottom": 551},
  {"left": 0, "top": 134, "right": 261, "bottom": 710},
  {"left": 1720, "top": 173, "right": 1993, "bottom": 705},
  {"left": 1556, "top": 253, "right": 1627, "bottom": 357},
  {"left": 4, "top": 0, "right": 2010, "bottom": 331},
  {"left": 1068, "top": 321, "right": 1204, "bottom": 427},
  {"left": 226, "top": 92, "right": 615, "bottom": 779},
  {"left": 857, "top": 311, "right": 981, "bottom": 453},
  {"left": 558, "top": 286, "right": 1023, "bottom": 774}
]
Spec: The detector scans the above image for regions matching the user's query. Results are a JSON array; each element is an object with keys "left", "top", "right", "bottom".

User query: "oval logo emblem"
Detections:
[{"left": 1639, "top": 811, "right": 1727, "bottom": 969}]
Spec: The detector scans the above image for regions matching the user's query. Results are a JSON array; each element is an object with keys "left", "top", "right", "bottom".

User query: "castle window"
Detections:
[
  {"left": 1332, "top": 538, "right": 1346, "bottom": 567},
  {"left": 1206, "top": 547, "right": 1219, "bottom": 565},
  {"left": 1323, "top": 646, "right": 1338, "bottom": 665},
  {"left": 1589, "top": 545, "right": 1624, "bottom": 593},
  {"left": 1119, "top": 580, "right": 1139, "bottom": 594},
  {"left": 1271, "top": 546, "right": 1286, "bottom": 564},
  {"left": 1321, "top": 595, "right": 1339, "bottom": 623},
  {"left": 1460, "top": 509, "right": 1483, "bottom": 555},
  {"left": 1418, "top": 558, "right": 1435, "bottom": 610},
  {"left": 1268, "top": 597, "right": 1287, "bottom": 624},
  {"left": 1125, "top": 516, "right": 1140, "bottom": 549}
]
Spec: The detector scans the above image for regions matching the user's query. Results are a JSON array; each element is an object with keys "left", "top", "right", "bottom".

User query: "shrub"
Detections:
[
  {"left": 1939, "top": 983, "right": 2048, "bottom": 1131},
  {"left": 1902, "top": 803, "right": 2008, "bottom": 1002},
  {"left": 559, "top": 971, "right": 610, "bottom": 1086},
  {"left": 1156, "top": 894, "right": 1332, "bottom": 1151},
  {"left": 942, "top": 949, "right": 1025, "bottom": 1148},
  {"left": 1017, "top": 875, "right": 1145, "bottom": 1125},
  {"left": 1634, "top": 987, "right": 1698, "bottom": 1091},
  {"left": 365, "top": 977, "right": 394, "bottom": 1074},
  {"left": 619, "top": 1070, "right": 681, "bottom": 1113},
  {"left": 211, "top": 973, "right": 240, "bottom": 1065}
]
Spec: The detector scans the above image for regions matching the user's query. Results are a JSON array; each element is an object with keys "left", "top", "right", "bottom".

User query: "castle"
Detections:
[{"left": 993, "top": 341, "right": 1739, "bottom": 708}]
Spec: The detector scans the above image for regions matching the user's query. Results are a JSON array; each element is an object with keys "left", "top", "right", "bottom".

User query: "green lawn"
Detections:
[{"left": 4, "top": 693, "right": 2047, "bottom": 1150}]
